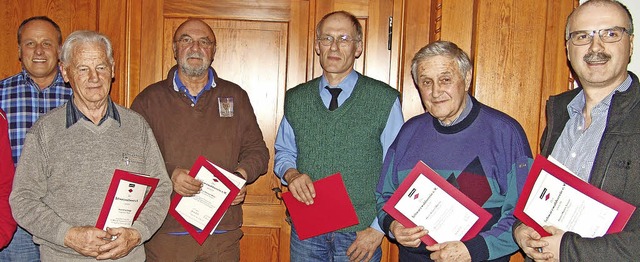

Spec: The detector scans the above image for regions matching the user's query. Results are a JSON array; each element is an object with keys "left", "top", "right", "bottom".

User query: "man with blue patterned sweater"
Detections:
[{"left": 375, "top": 41, "right": 532, "bottom": 262}]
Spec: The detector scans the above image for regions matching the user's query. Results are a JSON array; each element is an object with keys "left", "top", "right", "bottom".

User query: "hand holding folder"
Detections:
[
  {"left": 96, "top": 170, "right": 160, "bottom": 231},
  {"left": 282, "top": 173, "right": 359, "bottom": 240},
  {"left": 382, "top": 161, "right": 492, "bottom": 245},
  {"left": 169, "top": 156, "right": 245, "bottom": 245},
  {"left": 514, "top": 155, "right": 635, "bottom": 238}
]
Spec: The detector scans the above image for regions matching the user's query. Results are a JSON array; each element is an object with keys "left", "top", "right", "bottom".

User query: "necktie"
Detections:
[{"left": 325, "top": 86, "right": 342, "bottom": 111}]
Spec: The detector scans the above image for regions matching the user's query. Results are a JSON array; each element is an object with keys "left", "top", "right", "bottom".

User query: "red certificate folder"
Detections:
[
  {"left": 382, "top": 161, "right": 492, "bottom": 245},
  {"left": 282, "top": 173, "right": 359, "bottom": 240},
  {"left": 514, "top": 155, "right": 635, "bottom": 237},
  {"left": 169, "top": 156, "right": 240, "bottom": 245},
  {"left": 96, "top": 169, "right": 160, "bottom": 230}
]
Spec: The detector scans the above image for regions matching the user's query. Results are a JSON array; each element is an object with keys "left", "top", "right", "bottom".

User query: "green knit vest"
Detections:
[{"left": 285, "top": 74, "right": 398, "bottom": 232}]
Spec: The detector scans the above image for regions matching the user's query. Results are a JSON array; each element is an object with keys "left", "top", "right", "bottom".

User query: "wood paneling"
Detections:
[
  {"left": 537, "top": 0, "right": 578, "bottom": 152},
  {"left": 98, "top": 0, "right": 127, "bottom": 105},
  {"left": 441, "top": 0, "right": 475, "bottom": 57},
  {"left": 473, "top": 0, "right": 548, "bottom": 151},
  {"left": 392, "top": 0, "right": 433, "bottom": 120}
]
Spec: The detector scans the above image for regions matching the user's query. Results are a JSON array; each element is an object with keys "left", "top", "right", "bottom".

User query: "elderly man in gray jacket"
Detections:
[{"left": 9, "top": 30, "right": 171, "bottom": 261}]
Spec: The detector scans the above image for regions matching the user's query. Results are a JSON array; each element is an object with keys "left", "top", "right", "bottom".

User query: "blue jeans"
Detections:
[
  {"left": 0, "top": 227, "right": 40, "bottom": 261},
  {"left": 290, "top": 226, "right": 381, "bottom": 262}
]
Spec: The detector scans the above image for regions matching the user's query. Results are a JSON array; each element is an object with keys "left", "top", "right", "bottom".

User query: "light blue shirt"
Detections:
[
  {"left": 274, "top": 70, "right": 404, "bottom": 233},
  {"left": 551, "top": 74, "right": 632, "bottom": 181}
]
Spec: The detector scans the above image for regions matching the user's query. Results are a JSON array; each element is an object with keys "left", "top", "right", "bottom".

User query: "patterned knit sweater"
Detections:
[{"left": 376, "top": 97, "right": 532, "bottom": 261}]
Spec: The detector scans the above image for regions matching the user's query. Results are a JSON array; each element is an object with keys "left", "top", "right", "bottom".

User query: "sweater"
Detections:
[
  {"left": 130, "top": 66, "right": 269, "bottom": 232},
  {"left": 285, "top": 75, "right": 399, "bottom": 232},
  {"left": 376, "top": 97, "right": 532, "bottom": 262},
  {"left": 9, "top": 103, "right": 172, "bottom": 261},
  {"left": 0, "top": 109, "right": 16, "bottom": 248}
]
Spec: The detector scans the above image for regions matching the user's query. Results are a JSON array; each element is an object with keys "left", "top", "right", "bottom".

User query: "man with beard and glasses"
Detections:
[
  {"left": 513, "top": 0, "right": 639, "bottom": 261},
  {"left": 131, "top": 18, "right": 269, "bottom": 262}
]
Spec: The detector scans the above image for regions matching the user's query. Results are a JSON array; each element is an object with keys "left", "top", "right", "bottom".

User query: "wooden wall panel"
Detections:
[
  {"left": 473, "top": 0, "right": 548, "bottom": 151},
  {"left": 440, "top": 0, "right": 475, "bottom": 57},
  {"left": 136, "top": 0, "right": 165, "bottom": 96},
  {"left": 391, "top": 0, "right": 433, "bottom": 120},
  {"left": 536, "top": 0, "right": 577, "bottom": 153},
  {"left": 239, "top": 227, "right": 281, "bottom": 262},
  {"left": 98, "top": 0, "right": 127, "bottom": 105},
  {"left": 363, "top": 0, "right": 395, "bottom": 83},
  {"left": 242, "top": 204, "right": 289, "bottom": 261}
]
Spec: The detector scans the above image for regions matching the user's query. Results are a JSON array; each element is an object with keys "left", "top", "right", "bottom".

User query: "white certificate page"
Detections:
[
  {"left": 394, "top": 174, "right": 479, "bottom": 243},
  {"left": 175, "top": 166, "right": 232, "bottom": 230},
  {"left": 523, "top": 170, "right": 618, "bottom": 237},
  {"left": 207, "top": 161, "right": 246, "bottom": 234},
  {"left": 102, "top": 180, "right": 148, "bottom": 230}
]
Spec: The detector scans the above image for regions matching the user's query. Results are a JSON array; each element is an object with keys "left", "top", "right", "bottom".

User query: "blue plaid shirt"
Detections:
[{"left": 0, "top": 69, "right": 73, "bottom": 165}]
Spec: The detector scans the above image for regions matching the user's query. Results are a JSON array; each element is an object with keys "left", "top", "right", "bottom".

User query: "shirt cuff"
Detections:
[{"left": 370, "top": 217, "right": 383, "bottom": 233}]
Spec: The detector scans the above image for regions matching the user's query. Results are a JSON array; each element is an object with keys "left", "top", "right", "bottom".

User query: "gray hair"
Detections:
[
  {"left": 316, "top": 11, "right": 363, "bottom": 41},
  {"left": 60, "top": 30, "right": 114, "bottom": 66},
  {"left": 565, "top": 0, "right": 634, "bottom": 40},
  {"left": 411, "top": 41, "right": 473, "bottom": 84}
]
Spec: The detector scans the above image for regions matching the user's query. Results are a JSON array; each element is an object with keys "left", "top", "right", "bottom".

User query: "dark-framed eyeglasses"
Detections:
[{"left": 567, "top": 26, "right": 632, "bottom": 46}]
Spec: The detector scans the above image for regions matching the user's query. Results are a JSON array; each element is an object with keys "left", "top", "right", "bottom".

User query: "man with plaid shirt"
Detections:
[{"left": 0, "top": 16, "right": 72, "bottom": 261}]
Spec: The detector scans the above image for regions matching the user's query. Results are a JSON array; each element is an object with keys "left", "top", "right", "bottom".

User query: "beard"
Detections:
[{"left": 179, "top": 51, "right": 211, "bottom": 76}]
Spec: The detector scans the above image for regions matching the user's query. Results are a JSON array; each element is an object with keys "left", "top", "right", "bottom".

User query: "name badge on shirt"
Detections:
[{"left": 218, "top": 97, "right": 234, "bottom": 117}]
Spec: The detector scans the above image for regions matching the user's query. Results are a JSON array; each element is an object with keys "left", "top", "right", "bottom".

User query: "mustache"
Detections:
[
  {"left": 186, "top": 52, "right": 204, "bottom": 59},
  {"left": 583, "top": 52, "right": 611, "bottom": 63}
]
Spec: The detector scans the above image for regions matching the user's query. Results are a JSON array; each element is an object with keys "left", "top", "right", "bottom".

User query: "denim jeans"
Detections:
[
  {"left": 0, "top": 227, "right": 40, "bottom": 261},
  {"left": 290, "top": 226, "right": 382, "bottom": 262}
]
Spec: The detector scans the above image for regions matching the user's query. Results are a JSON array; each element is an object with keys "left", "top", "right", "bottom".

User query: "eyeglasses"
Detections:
[
  {"left": 175, "top": 36, "right": 214, "bottom": 48},
  {"left": 317, "top": 35, "right": 359, "bottom": 47},
  {"left": 567, "top": 26, "right": 631, "bottom": 46}
]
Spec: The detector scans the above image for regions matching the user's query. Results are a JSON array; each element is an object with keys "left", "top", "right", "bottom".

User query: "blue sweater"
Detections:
[{"left": 375, "top": 97, "right": 532, "bottom": 262}]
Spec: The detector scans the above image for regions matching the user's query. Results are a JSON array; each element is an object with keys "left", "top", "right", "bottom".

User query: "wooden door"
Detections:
[{"left": 131, "top": 0, "right": 395, "bottom": 261}]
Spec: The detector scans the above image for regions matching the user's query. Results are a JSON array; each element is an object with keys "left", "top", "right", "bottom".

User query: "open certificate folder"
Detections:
[
  {"left": 169, "top": 156, "right": 245, "bottom": 245},
  {"left": 96, "top": 170, "right": 160, "bottom": 230},
  {"left": 514, "top": 155, "right": 635, "bottom": 238},
  {"left": 382, "top": 161, "right": 492, "bottom": 246}
]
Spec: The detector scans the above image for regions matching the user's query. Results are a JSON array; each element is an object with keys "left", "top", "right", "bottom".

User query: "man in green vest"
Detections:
[{"left": 274, "top": 10, "right": 404, "bottom": 262}]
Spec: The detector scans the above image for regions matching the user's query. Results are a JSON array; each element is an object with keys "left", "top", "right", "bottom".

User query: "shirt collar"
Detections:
[
  {"left": 319, "top": 70, "right": 358, "bottom": 97},
  {"left": 20, "top": 68, "right": 65, "bottom": 91},
  {"left": 438, "top": 93, "right": 473, "bottom": 126},
  {"left": 66, "top": 96, "right": 121, "bottom": 128},
  {"left": 567, "top": 74, "right": 633, "bottom": 117},
  {"left": 173, "top": 68, "right": 216, "bottom": 103}
]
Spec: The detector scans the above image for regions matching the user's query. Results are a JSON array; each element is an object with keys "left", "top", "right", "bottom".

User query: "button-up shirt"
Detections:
[
  {"left": 551, "top": 75, "right": 632, "bottom": 181},
  {"left": 0, "top": 69, "right": 73, "bottom": 165}
]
